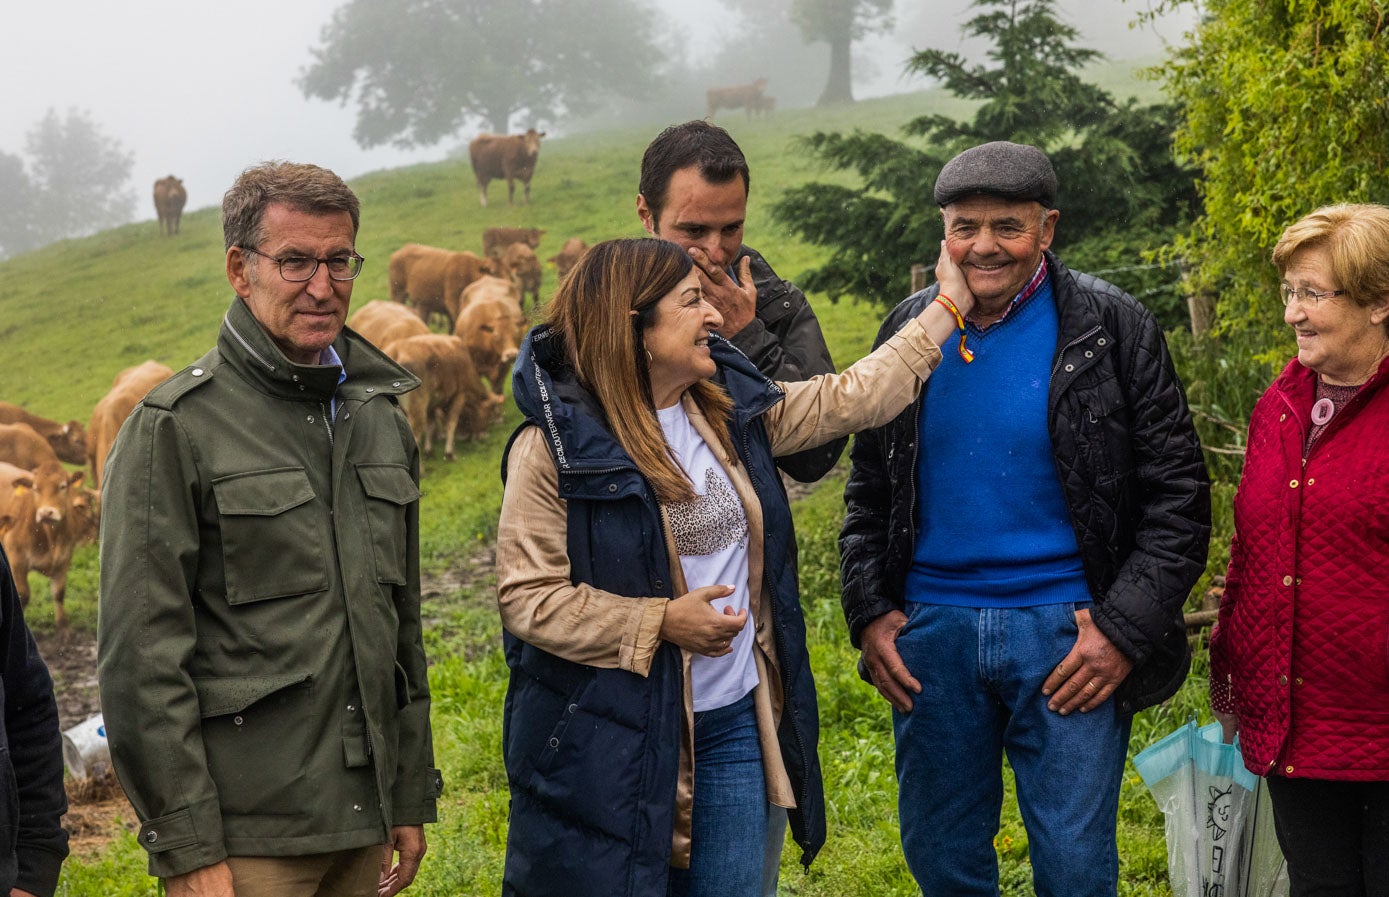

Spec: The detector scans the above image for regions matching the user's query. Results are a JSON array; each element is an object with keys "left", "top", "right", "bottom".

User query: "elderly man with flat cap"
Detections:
[{"left": 839, "top": 142, "right": 1210, "bottom": 895}]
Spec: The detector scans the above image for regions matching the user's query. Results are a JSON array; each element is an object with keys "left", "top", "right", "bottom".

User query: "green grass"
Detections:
[{"left": 0, "top": 69, "right": 1215, "bottom": 895}]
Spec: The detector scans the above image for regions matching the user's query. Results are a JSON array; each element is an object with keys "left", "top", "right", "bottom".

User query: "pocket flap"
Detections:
[
  {"left": 193, "top": 673, "right": 311, "bottom": 718},
  {"left": 357, "top": 463, "right": 420, "bottom": 505},
  {"left": 212, "top": 468, "right": 316, "bottom": 516}
]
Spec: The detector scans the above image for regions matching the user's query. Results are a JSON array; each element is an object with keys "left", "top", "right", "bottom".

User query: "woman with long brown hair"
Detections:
[{"left": 495, "top": 237, "right": 974, "bottom": 897}]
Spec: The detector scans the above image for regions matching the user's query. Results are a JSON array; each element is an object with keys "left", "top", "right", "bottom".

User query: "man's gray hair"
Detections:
[{"left": 222, "top": 161, "right": 360, "bottom": 251}]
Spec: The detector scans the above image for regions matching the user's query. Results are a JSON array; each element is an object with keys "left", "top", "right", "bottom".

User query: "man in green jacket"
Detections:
[{"left": 98, "top": 162, "right": 440, "bottom": 897}]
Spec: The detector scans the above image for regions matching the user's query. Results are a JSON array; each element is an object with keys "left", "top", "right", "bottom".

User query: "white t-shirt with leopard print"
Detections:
[{"left": 657, "top": 402, "right": 758, "bottom": 712}]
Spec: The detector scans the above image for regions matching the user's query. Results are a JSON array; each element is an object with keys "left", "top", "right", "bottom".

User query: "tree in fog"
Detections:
[
  {"left": 300, "top": 0, "right": 664, "bottom": 144},
  {"left": 0, "top": 109, "right": 134, "bottom": 260},
  {"left": 791, "top": 0, "right": 894, "bottom": 105}
]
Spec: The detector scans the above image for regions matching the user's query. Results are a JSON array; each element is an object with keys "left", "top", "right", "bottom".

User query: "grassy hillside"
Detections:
[{"left": 1, "top": 78, "right": 1205, "bottom": 896}]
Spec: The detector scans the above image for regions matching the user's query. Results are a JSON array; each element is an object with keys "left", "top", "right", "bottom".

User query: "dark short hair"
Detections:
[
  {"left": 222, "top": 161, "right": 360, "bottom": 251},
  {"left": 638, "top": 121, "right": 750, "bottom": 224}
]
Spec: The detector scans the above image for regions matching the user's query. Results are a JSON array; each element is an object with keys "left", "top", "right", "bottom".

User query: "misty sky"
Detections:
[{"left": 1, "top": 0, "right": 1194, "bottom": 225}]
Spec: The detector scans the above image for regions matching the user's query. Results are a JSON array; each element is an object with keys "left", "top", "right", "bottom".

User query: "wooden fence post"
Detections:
[{"left": 910, "top": 263, "right": 927, "bottom": 294}]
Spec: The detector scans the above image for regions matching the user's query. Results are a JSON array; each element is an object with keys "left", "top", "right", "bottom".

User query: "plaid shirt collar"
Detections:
[{"left": 966, "top": 257, "right": 1049, "bottom": 327}]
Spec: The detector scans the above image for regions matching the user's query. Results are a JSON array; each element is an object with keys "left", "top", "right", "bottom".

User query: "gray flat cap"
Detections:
[{"left": 934, "top": 141, "right": 1057, "bottom": 208}]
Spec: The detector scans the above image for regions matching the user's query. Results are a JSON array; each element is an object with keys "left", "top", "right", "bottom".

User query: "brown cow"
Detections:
[
  {"left": 88, "top": 360, "right": 175, "bottom": 490},
  {"left": 469, "top": 129, "right": 546, "bottom": 207},
  {"left": 0, "top": 460, "right": 87, "bottom": 629},
  {"left": 0, "top": 402, "right": 88, "bottom": 465},
  {"left": 388, "top": 335, "right": 503, "bottom": 460},
  {"left": 548, "top": 237, "right": 590, "bottom": 282},
  {"left": 347, "top": 300, "right": 431, "bottom": 352},
  {"left": 153, "top": 175, "right": 187, "bottom": 236},
  {"left": 482, "top": 227, "right": 546, "bottom": 258},
  {"left": 388, "top": 243, "right": 499, "bottom": 330},
  {"left": 0, "top": 422, "right": 62, "bottom": 471},
  {"left": 706, "top": 78, "right": 769, "bottom": 118},
  {"left": 454, "top": 293, "right": 525, "bottom": 396},
  {"left": 500, "top": 242, "right": 543, "bottom": 311}
]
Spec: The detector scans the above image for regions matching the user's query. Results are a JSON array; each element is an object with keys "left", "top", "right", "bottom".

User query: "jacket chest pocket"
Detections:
[
  {"left": 356, "top": 463, "right": 419, "bottom": 585},
  {"left": 1071, "top": 381, "right": 1132, "bottom": 485},
  {"left": 212, "top": 468, "right": 329, "bottom": 604}
]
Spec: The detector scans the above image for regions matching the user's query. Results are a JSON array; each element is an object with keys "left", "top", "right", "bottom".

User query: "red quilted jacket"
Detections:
[{"left": 1210, "top": 354, "right": 1389, "bottom": 780}]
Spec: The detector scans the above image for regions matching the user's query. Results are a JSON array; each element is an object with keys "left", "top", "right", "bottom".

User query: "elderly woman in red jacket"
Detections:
[{"left": 1211, "top": 203, "right": 1389, "bottom": 896}]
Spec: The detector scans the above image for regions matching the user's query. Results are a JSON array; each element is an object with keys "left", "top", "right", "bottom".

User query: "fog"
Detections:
[{"left": 0, "top": 0, "right": 1195, "bottom": 229}]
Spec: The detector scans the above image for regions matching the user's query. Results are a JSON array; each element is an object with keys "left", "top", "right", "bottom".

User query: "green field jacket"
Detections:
[{"left": 97, "top": 297, "right": 441, "bottom": 878}]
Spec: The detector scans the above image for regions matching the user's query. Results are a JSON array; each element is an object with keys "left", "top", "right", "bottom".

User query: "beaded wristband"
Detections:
[{"left": 934, "top": 294, "right": 975, "bottom": 363}]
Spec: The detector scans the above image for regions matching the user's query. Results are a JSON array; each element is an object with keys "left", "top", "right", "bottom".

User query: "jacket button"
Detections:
[
  {"left": 307, "top": 415, "right": 315, "bottom": 423},
  {"left": 233, "top": 715, "right": 244, "bottom": 726},
  {"left": 1097, "top": 338, "right": 1107, "bottom": 346},
  {"left": 346, "top": 704, "right": 356, "bottom": 712},
  {"left": 366, "top": 387, "right": 375, "bottom": 393},
  {"left": 607, "top": 483, "right": 617, "bottom": 493},
  {"left": 1289, "top": 479, "right": 1299, "bottom": 488},
  {"left": 1306, "top": 478, "right": 1315, "bottom": 486},
  {"left": 1084, "top": 350, "right": 1094, "bottom": 358},
  {"left": 1064, "top": 364, "right": 1075, "bottom": 372},
  {"left": 145, "top": 830, "right": 158, "bottom": 843},
  {"left": 783, "top": 300, "right": 791, "bottom": 309},
  {"left": 1284, "top": 765, "right": 1295, "bottom": 774},
  {"left": 354, "top": 803, "right": 363, "bottom": 812},
  {"left": 1280, "top": 413, "right": 1287, "bottom": 421},
  {"left": 1278, "top": 674, "right": 1288, "bottom": 686},
  {"left": 1295, "top": 677, "right": 1304, "bottom": 685},
  {"left": 568, "top": 704, "right": 578, "bottom": 714},
  {"left": 653, "top": 580, "right": 664, "bottom": 590},
  {"left": 562, "top": 483, "right": 573, "bottom": 492},
  {"left": 192, "top": 368, "right": 204, "bottom": 377},
  {"left": 1282, "top": 575, "right": 1293, "bottom": 586},
  {"left": 548, "top": 737, "right": 560, "bottom": 748}
]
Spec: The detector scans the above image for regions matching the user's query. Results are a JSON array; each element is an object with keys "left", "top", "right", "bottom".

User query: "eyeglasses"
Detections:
[
  {"left": 241, "top": 246, "right": 365, "bottom": 282},
  {"left": 1279, "top": 284, "right": 1347, "bottom": 306}
]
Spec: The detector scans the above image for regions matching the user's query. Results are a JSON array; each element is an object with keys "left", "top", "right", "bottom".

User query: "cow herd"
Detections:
[
  {"left": 364, "top": 227, "right": 588, "bottom": 464},
  {"left": 0, "top": 360, "right": 172, "bottom": 629}
]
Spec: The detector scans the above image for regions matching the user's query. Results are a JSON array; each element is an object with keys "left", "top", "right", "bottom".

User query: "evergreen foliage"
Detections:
[
  {"left": 299, "top": 0, "right": 664, "bottom": 142},
  {"left": 772, "top": 0, "right": 1197, "bottom": 318}
]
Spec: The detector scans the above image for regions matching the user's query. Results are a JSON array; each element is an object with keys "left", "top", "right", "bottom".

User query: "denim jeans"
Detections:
[
  {"left": 668, "top": 690, "right": 769, "bottom": 897},
  {"left": 892, "top": 602, "right": 1132, "bottom": 897}
]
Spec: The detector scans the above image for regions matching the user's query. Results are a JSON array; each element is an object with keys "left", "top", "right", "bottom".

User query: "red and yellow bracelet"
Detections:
[{"left": 934, "top": 294, "right": 975, "bottom": 363}]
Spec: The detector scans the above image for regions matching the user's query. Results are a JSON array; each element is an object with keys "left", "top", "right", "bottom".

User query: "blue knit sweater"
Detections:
[{"left": 906, "top": 277, "right": 1090, "bottom": 608}]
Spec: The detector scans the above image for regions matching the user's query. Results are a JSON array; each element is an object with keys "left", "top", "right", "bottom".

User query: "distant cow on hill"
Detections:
[
  {"left": 469, "top": 129, "right": 546, "bottom": 207},
  {"left": 500, "top": 243, "right": 543, "bottom": 311},
  {"left": 389, "top": 243, "right": 500, "bottom": 330},
  {"left": 548, "top": 237, "right": 589, "bottom": 282},
  {"left": 707, "top": 78, "right": 768, "bottom": 118},
  {"left": 87, "top": 360, "right": 175, "bottom": 490},
  {"left": 348, "top": 300, "right": 432, "bottom": 352},
  {"left": 0, "top": 459, "right": 87, "bottom": 629},
  {"left": 153, "top": 175, "right": 187, "bottom": 236},
  {"left": 748, "top": 94, "right": 776, "bottom": 118},
  {"left": 0, "top": 402, "right": 88, "bottom": 465},
  {"left": 482, "top": 227, "right": 545, "bottom": 258}
]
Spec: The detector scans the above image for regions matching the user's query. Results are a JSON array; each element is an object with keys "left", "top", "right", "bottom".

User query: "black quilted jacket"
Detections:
[{"left": 839, "top": 252, "right": 1211, "bottom": 714}]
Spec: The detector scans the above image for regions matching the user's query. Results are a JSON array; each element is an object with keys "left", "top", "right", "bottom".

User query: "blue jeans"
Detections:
[
  {"left": 668, "top": 690, "right": 769, "bottom": 897},
  {"left": 892, "top": 602, "right": 1132, "bottom": 897}
]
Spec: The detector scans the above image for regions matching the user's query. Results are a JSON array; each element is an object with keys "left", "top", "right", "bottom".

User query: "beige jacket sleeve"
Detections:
[
  {"left": 765, "top": 316, "right": 942, "bottom": 457},
  {"left": 496, "top": 425, "right": 668, "bottom": 676}
]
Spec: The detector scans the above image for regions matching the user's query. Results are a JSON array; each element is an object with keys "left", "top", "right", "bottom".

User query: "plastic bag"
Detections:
[{"left": 1133, "top": 718, "right": 1289, "bottom": 897}]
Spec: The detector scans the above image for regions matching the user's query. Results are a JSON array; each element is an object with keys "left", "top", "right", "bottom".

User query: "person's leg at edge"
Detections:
[
  {"left": 1002, "top": 602, "right": 1130, "bottom": 897},
  {"left": 1266, "top": 775, "right": 1389, "bottom": 897},
  {"left": 667, "top": 690, "right": 768, "bottom": 897},
  {"left": 761, "top": 805, "right": 788, "bottom": 896},
  {"left": 225, "top": 846, "right": 382, "bottom": 897},
  {"left": 893, "top": 603, "right": 1008, "bottom": 896}
]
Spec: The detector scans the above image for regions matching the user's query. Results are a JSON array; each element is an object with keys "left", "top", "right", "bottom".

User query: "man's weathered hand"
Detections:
[
  {"left": 379, "top": 825, "right": 427, "bottom": 897},
  {"left": 688, "top": 249, "right": 756, "bottom": 336},
  {"left": 861, "top": 610, "right": 920, "bottom": 713},
  {"left": 1041, "top": 608, "right": 1133, "bottom": 715},
  {"left": 164, "top": 861, "right": 236, "bottom": 897}
]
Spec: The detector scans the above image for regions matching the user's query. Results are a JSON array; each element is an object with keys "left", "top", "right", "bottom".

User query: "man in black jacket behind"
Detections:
[
  {"left": 840, "top": 142, "right": 1210, "bottom": 896},
  {"left": 637, "top": 120, "right": 845, "bottom": 485},
  {"left": 0, "top": 543, "right": 68, "bottom": 897}
]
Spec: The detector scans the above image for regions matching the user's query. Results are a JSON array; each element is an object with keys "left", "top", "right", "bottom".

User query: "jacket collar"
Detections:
[
  {"left": 511, "top": 324, "right": 784, "bottom": 478},
  {"left": 217, "top": 296, "right": 418, "bottom": 404}
]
